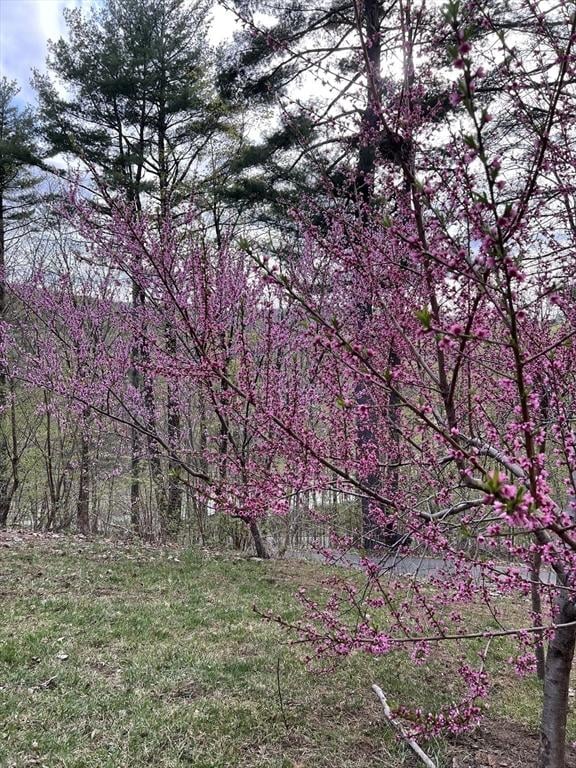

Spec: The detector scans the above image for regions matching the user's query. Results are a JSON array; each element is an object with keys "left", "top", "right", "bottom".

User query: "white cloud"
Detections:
[
  {"left": 0, "top": 0, "right": 236, "bottom": 106},
  {"left": 0, "top": 0, "right": 85, "bottom": 103},
  {"left": 35, "top": 0, "right": 68, "bottom": 46}
]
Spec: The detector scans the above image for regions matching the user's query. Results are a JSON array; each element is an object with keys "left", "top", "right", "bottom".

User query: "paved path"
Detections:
[{"left": 285, "top": 548, "right": 557, "bottom": 586}]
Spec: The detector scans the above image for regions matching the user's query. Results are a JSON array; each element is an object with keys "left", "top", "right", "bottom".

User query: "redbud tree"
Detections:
[{"left": 247, "top": 1, "right": 576, "bottom": 765}]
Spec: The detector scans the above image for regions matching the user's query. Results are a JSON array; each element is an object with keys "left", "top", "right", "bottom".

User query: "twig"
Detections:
[
  {"left": 371, "top": 684, "right": 437, "bottom": 768},
  {"left": 276, "top": 656, "right": 289, "bottom": 731},
  {"left": 381, "top": 619, "right": 576, "bottom": 645}
]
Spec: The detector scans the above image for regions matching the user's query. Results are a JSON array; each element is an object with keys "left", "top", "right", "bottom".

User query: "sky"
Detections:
[
  {"left": 0, "top": 0, "right": 87, "bottom": 104},
  {"left": 0, "top": 0, "right": 237, "bottom": 107}
]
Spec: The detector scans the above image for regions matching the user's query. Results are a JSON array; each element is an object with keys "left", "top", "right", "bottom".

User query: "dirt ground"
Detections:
[{"left": 446, "top": 718, "right": 576, "bottom": 768}]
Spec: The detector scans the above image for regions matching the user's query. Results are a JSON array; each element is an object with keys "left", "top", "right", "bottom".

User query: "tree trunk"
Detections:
[
  {"left": 356, "top": 379, "right": 384, "bottom": 549},
  {"left": 0, "top": 404, "right": 12, "bottom": 529},
  {"left": 130, "top": 281, "right": 144, "bottom": 536},
  {"left": 130, "top": 426, "right": 141, "bottom": 534},
  {"left": 539, "top": 598, "right": 576, "bottom": 768},
  {"left": 76, "top": 427, "right": 90, "bottom": 535},
  {"left": 249, "top": 519, "right": 270, "bottom": 559},
  {"left": 0, "top": 496, "right": 9, "bottom": 528},
  {"left": 353, "top": 0, "right": 388, "bottom": 550},
  {"left": 163, "top": 328, "right": 182, "bottom": 540},
  {"left": 129, "top": 282, "right": 166, "bottom": 538},
  {"left": 165, "top": 469, "right": 183, "bottom": 539},
  {"left": 0, "top": 188, "right": 15, "bottom": 529}
]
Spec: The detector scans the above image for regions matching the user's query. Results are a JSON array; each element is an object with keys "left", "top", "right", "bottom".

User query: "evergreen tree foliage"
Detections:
[
  {"left": 34, "top": 0, "right": 226, "bottom": 211},
  {"left": 0, "top": 78, "right": 42, "bottom": 254}
]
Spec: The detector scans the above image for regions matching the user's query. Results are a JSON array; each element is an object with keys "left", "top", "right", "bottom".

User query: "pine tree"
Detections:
[
  {"left": 215, "top": 1, "right": 422, "bottom": 221},
  {"left": 35, "top": 0, "right": 224, "bottom": 211}
]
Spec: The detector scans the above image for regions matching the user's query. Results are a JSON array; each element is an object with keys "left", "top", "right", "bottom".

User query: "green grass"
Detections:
[{"left": 0, "top": 537, "right": 569, "bottom": 767}]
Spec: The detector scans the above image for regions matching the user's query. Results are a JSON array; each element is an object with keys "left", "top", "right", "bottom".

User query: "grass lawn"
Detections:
[{"left": 0, "top": 533, "right": 574, "bottom": 767}]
